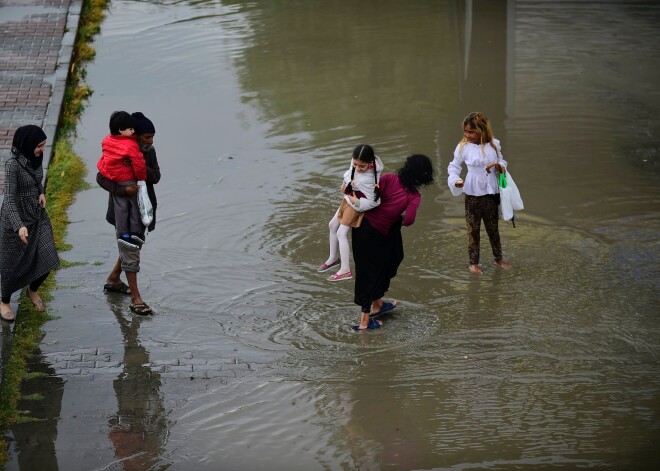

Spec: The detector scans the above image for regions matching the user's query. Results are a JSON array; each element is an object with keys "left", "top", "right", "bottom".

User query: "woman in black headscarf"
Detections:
[{"left": 0, "top": 125, "right": 60, "bottom": 321}]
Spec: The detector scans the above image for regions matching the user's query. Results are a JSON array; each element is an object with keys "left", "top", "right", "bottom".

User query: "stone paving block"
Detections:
[
  {"left": 93, "top": 360, "right": 122, "bottom": 369},
  {"left": 179, "top": 358, "right": 210, "bottom": 367}
]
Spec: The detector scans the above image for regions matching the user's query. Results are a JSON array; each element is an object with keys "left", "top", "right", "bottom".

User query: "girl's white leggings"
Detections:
[{"left": 326, "top": 210, "right": 351, "bottom": 273}]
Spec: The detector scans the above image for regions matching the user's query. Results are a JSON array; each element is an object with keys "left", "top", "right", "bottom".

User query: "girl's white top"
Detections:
[
  {"left": 447, "top": 138, "right": 507, "bottom": 197},
  {"left": 343, "top": 156, "right": 383, "bottom": 212}
]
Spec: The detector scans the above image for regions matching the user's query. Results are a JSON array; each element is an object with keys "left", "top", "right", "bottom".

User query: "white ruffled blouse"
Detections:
[{"left": 447, "top": 138, "right": 507, "bottom": 197}]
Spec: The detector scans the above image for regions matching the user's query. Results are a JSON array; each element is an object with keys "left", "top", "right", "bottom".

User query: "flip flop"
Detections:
[
  {"left": 104, "top": 282, "right": 131, "bottom": 295},
  {"left": 352, "top": 317, "right": 381, "bottom": 331},
  {"left": 129, "top": 303, "right": 153, "bottom": 315},
  {"left": 369, "top": 301, "right": 397, "bottom": 318}
]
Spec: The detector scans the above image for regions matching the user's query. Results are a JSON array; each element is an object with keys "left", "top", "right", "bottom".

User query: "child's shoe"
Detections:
[
  {"left": 317, "top": 259, "right": 340, "bottom": 272},
  {"left": 328, "top": 271, "right": 353, "bottom": 282},
  {"left": 118, "top": 233, "right": 141, "bottom": 249}
]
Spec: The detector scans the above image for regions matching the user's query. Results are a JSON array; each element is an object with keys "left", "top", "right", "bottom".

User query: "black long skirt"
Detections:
[{"left": 352, "top": 218, "right": 404, "bottom": 310}]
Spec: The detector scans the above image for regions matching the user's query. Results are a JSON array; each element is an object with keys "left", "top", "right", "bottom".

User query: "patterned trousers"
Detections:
[{"left": 465, "top": 194, "right": 502, "bottom": 265}]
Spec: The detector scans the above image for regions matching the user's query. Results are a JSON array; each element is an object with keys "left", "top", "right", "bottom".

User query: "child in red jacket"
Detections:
[{"left": 97, "top": 111, "right": 147, "bottom": 249}]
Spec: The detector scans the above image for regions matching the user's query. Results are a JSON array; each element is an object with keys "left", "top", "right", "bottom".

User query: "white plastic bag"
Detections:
[
  {"left": 137, "top": 181, "right": 153, "bottom": 227},
  {"left": 499, "top": 171, "right": 523, "bottom": 221}
]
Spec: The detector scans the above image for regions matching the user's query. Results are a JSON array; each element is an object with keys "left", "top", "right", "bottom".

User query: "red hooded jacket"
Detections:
[{"left": 97, "top": 134, "right": 146, "bottom": 182}]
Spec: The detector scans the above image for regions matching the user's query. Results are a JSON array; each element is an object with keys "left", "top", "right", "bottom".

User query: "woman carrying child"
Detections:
[
  {"left": 352, "top": 154, "right": 435, "bottom": 330},
  {"left": 318, "top": 144, "right": 383, "bottom": 281},
  {"left": 447, "top": 112, "right": 512, "bottom": 274}
]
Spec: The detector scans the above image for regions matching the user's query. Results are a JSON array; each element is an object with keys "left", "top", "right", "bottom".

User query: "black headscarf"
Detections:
[{"left": 11, "top": 125, "right": 47, "bottom": 169}]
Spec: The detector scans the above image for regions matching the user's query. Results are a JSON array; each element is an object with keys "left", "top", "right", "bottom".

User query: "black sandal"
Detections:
[
  {"left": 103, "top": 282, "right": 131, "bottom": 294},
  {"left": 129, "top": 303, "right": 153, "bottom": 315}
]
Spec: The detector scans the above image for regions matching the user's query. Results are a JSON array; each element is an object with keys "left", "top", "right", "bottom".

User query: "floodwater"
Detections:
[{"left": 5, "top": 0, "right": 660, "bottom": 469}]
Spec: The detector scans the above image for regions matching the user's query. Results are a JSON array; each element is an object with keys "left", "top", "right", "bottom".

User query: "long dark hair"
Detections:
[
  {"left": 397, "top": 154, "right": 435, "bottom": 193},
  {"left": 345, "top": 144, "right": 380, "bottom": 202}
]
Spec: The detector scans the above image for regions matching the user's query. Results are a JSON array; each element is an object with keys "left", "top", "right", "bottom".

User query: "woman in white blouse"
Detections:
[{"left": 447, "top": 112, "right": 512, "bottom": 274}]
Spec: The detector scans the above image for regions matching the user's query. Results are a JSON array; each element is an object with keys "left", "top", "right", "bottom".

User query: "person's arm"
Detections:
[
  {"left": 3, "top": 160, "right": 25, "bottom": 232},
  {"left": 496, "top": 139, "right": 507, "bottom": 172},
  {"left": 447, "top": 144, "right": 465, "bottom": 195},
  {"left": 130, "top": 147, "right": 147, "bottom": 181},
  {"left": 348, "top": 171, "right": 381, "bottom": 212},
  {"left": 486, "top": 139, "right": 507, "bottom": 174},
  {"left": 402, "top": 193, "right": 421, "bottom": 227},
  {"left": 145, "top": 149, "right": 161, "bottom": 185},
  {"left": 96, "top": 171, "right": 128, "bottom": 196}
]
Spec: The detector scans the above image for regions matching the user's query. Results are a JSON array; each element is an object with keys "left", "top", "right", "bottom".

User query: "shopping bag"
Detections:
[
  {"left": 137, "top": 181, "right": 153, "bottom": 227},
  {"left": 498, "top": 171, "right": 523, "bottom": 222},
  {"left": 508, "top": 172, "right": 524, "bottom": 211}
]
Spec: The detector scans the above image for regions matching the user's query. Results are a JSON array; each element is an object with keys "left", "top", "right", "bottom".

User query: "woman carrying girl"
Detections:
[
  {"left": 319, "top": 144, "right": 383, "bottom": 281},
  {"left": 0, "top": 125, "right": 60, "bottom": 321},
  {"left": 447, "top": 112, "right": 512, "bottom": 274},
  {"left": 352, "top": 154, "right": 435, "bottom": 330}
]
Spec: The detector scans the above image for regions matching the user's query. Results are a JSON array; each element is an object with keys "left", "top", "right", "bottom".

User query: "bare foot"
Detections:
[
  {"left": 495, "top": 260, "right": 512, "bottom": 270},
  {"left": 469, "top": 264, "right": 482, "bottom": 274},
  {"left": 1, "top": 302, "right": 16, "bottom": 321},
  {"left": 27, "top": 288, "right": 46, "bottom": 312}
]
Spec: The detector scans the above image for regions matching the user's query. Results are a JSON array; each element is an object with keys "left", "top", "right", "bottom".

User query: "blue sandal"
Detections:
[
  {"left": 369, "top": 301, "right": 397, "bottom": 318},
  {"left": 352, "top": 318, "right": 381, "bottom": 331}
]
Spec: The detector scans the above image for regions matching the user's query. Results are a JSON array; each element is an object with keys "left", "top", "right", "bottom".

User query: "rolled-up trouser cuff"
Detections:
[{"left": 117, "top": 240, "right": 140, "bottom": 273}]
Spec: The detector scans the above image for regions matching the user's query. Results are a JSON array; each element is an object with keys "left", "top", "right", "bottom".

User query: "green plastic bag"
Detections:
[{"left": 498, "top": 172, "right": 507, "bottom": 189}]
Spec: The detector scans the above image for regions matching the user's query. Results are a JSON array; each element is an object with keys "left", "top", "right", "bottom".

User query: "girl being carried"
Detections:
[{"left": 319, "top": 144, "right": 383, "bottom": 281}]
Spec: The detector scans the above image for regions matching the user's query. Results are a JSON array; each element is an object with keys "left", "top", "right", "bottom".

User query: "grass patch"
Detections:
[
  {"left": 21, "top": 394, "right": 45, "bottom": 402},
  {"left": 59, "top": 259, "right": 89, "bottom": 269},
  {"left": 0, "top": 0, "right": 109, "bottom": 464}
]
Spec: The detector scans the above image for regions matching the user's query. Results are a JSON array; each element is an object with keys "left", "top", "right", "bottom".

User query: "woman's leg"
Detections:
[
  {"left": 483, "top": 197, "right": 511, "bottom": 269},
  {"left": 1, "top": 293, "right": 14, "bottom": 320},
  {"left": 335, "top": 224, "right": 352, "bottom": 275},
  {"left": 26, "top": 272, "right": 49, "bottom": 311},
  {"left": 28, "top": 271, "right": 50, "bottom": 293},
  {"left": 352, "top": 218, "right": 402, "bottom": 327},
  {"left": 324, "top": 211, "right": 341, "bottom": 265},
  {"left": 465, "top": 195, "right": 483, "bottom": 273}
]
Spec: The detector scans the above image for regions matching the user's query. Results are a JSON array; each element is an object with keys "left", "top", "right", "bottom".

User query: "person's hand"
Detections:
[
  {"left": 18, "top": 227, "right": 28, "bottom": 245},
  {"left": 341, "top": 184, "right": 347, "bottom": 193},
  {"left": 124, "top": 185, "right": 139, "bottom": 197},
  {"left": 348, "top": 192, "right": 358, "bottom": 205},
  {"left": 486, "top": 163, "right": 505, "bottom": 174},
  {"left": 454, "top": 179, "right": 464, "bottom": 188},
  {"left": 38, "top": 194, "right": 46, "bottom": 208}
]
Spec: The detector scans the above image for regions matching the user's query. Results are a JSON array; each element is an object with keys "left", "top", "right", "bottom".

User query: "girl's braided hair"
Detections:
[{"left": 346, "top": 144, "right": 380, "bottom": 202}]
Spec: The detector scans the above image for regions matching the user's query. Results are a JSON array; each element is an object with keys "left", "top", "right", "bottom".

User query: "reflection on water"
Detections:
[
  {"left": 8, "top": 0, "right": 660, "bottom": 469},
  {"left": 6, "top": 347, "right": 63, "bottom": 470},
  {"left": 108, "top": 305, "right": 169, "bottom": 470}
]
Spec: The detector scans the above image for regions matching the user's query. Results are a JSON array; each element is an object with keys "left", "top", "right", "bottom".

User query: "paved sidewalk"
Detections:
[{"left": 0, "top": 0, "right": 82, "bottom": 381}]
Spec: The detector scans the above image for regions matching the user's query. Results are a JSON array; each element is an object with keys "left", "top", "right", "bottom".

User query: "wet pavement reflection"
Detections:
[{"left": 107, "top": 305, "right": 169, "bottom": 470}]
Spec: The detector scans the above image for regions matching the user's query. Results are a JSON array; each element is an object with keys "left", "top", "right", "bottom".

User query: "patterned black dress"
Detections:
[{"left": 0, "top": 154, "right": 59, "bottom": 297}]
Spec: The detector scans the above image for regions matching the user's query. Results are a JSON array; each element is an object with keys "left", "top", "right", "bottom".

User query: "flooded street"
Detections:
[{"left": 6, "top": 0, "right": 660, "bottom": 469}]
